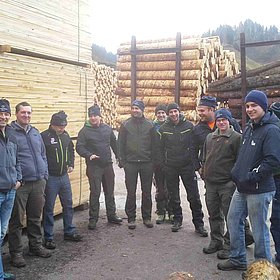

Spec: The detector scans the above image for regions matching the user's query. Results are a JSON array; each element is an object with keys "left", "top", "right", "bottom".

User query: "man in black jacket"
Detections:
[
  {"left": 118, "top": 100, "right": 155, "bottom": 230},
  {"left": 41, "top": 111, "right": 82, "bottom": 250},
  {"left": 157, "top": 103, "right": 207, "bottom": 236},
  {"left": 76, "top": 104, "right": 122, "bottom": 230}
]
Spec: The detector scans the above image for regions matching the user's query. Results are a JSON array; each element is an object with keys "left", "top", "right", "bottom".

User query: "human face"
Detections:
[
  {"left": 0, "top": 112, "right": 10, "bottom": 130},
  {"left": 131, "top": 106, "right": 143, "bottom": 118},
  {"left": 51, "top": 125, "right": 66, "bottom": 135},
  {"left": 156, "top": 110, "right": 166, "bottom": 122},
  {"left": 197, "top": 106, "right": 215, "bottom": 122},
  {"left": 246, "top": 102, "right": 265, "bottom": 123},
  {"left": 216, "top": 118, "right": 230, "bottom": 132},
  {"left": 16, "top": 105, "right": 32, "bottom": 128},
  {"left": 168, "top": 109, "right": 180, "bottom": 124},
  {"left": 89, "top": 114, "right": 101, "bottom": 127}
]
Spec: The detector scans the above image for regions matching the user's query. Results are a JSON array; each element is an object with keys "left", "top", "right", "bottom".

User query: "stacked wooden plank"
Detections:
[
  {"left": 116, "top": 36, "right": 239, "bottom": 124},
  {"left": 0, "top": 0, "right": 96, "bottom": 215},
  {"left": 91, "top": 63, "right": 119, "bottom": 128},
  {"left": 206, "top": 61, "right": 280, "bottom": 120}
]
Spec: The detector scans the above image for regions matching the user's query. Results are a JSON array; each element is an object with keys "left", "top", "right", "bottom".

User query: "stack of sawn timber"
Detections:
[
  {"left": 116, "top": 36, "right": 239, "bottom": 125},
  {"left": 0, "top": 0, "right": 97, "bottom": 215},
  {"left": 206, "top": 60, "right": 280, "bottom": 120}
]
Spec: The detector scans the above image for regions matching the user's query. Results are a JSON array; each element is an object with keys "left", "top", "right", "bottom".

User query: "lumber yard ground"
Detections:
[{"left": 3, "top": 161, "right": 264, "bottom": 280}]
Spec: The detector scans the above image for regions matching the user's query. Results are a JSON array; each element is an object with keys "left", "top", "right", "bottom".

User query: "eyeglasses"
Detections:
[{"left": 216, "top": 118, "right": 228, "bottom": 123}]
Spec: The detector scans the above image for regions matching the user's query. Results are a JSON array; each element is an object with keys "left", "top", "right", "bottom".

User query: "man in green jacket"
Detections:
[{"left": 118, "top": 100, "right": 155, "bottom": 230}]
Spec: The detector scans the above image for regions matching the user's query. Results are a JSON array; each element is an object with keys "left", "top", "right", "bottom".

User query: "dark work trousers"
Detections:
[
  {"left": 124, "top": 162, "right": 153, "bottom": 222},
  {"left": 153, "top": 165, "right": 171, "bottom": 215},
  {"left": 8, "top": 179, "right": 46, "bottom": 253},
  {"left": 86, "top": 164, "right": 117, "bottom": 222},
  {"left": 165, "top": 164, "right": 204, "bottom": 228},
  {"left": 270, "top": 175, "right": 280, "bottom": 263},
  {"left": 205, "top": 180, "right": 236, "bottom": 245}
]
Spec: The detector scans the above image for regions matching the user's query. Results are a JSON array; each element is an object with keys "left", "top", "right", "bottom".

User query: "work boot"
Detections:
[
  {"left": 29, "top": 245, "right": 52, "bottom": 258},
  {"left": 143, "top": 220, "right": 154, "bottom": 228},
  {"left": 3, "top": 272, "right": 16, "bottom": 280},
  {"left": 156, "top": 214, "right": 165, "bottom": 224},
  {"left": 108, "top": 215, "right": 123, "bottom": 224},
  {"left": 44, "top": 239, "right": 56, "bottom": 250},
  {"left": 217, "top": 259, "right": 247, "bottom": 271},
  {"left": 128, "top": 221, "right": 136, "bottom": 230},
  {"left": 10, "top": 252, "right": 26, "bottom": 268},
  {"left": 88, "top": 219, "right": 97, "bottom": 230},
  {"left": 203, "top": 241, "right": 223, "bottom": 254},
  {"left": 64, "top": 233, "right": 83, "bottom": 242},
  {"left": 217, "top": 249, "right": 230, "bottom": 259},
  {"left": 195, "top": 225, "right": 208, "bottom": 237},
  {"left": 171, "top": 221, "right": 182, "bottom": 232}
]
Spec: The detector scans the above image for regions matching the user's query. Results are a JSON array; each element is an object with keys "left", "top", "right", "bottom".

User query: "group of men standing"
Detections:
[{"left": 1, "top": 89, "right": 280, "bottom": 279}]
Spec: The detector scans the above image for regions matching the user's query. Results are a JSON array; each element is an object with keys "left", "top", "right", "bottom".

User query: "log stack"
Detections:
[
  {"left": 116, "top": 36, "right": 239, "bottom": 125},
  {"left": 206, "top": 61, "right": 280, "bottom": 120}
]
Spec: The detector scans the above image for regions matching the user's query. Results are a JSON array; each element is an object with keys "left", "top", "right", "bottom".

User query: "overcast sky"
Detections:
[{"left": 90, "top": 0, "right": 280, "bottom": 53}]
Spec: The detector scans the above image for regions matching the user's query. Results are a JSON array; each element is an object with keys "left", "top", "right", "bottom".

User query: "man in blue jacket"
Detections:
[
  {"left": 8, "top": 102, "right": 51, "bottom": 268},
  {"left": 0, "top": 98, "right": 22, "bottom": 280},
  {"left": 76, "top": 104, "right": 122, "bottom": 230},
  {"left": 218, "top": 90, "right": 280, "bottom": 271},
  {"left": 41, "top": 111, "right": 82, "bottom": 250}
]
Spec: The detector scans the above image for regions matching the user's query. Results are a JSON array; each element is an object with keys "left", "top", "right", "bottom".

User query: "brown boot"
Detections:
[{"left": 10, "top": 252, "right": 26, "bottom": 268}]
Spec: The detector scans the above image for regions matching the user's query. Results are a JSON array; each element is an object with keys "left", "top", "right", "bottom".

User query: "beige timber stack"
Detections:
[
  {"left": 0, "top": 0, "right": 117, "bottom": 215},
  {"left": 116, "top": 36, "right": 239, "bottom": 125}
]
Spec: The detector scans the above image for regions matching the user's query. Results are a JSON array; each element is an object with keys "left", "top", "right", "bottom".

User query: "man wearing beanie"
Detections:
[
  {"left": 201, "top": 108, "right": 242, "bottom": 260},
  {"left": 9, "top": 102, "right": 50, "bottom": 268},
  {"left": 157, "top": 103, "right": 207, "bottom": 236},
  {"left": 41, "top": 111, "right": 82, "bottom": 250},
  {"left": 118, "top": 99, "right": 155, "bottom": 229},
  {"left": 0, "top": 98, "right": 22, "bottom": 280},
  {"left": 218, "top": 90, "right": 280, "bottom": 271},
  {"left": 76, "top": 104, "right": 122, "bottom": 230},
  {"left": 152, "top": 104, "right": 172, "bottom": 224},
  {"left": 269, "top": 102, "right": 280, "bottom": 269}
]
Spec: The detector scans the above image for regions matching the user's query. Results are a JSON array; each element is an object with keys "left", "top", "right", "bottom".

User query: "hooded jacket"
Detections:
[
  {"left": 41, "top": 127, "right": 74, "bottom": 176},
  {"left": 10, "top": 121, "right": 48, "bottom": 182},
  {"left": 202, "top": 126, "right": 241, "bottom": 184},
  {"left": 231, "top": 111, "right": 280, "bottom": 194},
  {"left": 158, "top": 114, "right": 195, "bottom": 168},
  {"left": 0, "top": 125, "right": 22, "bottom": 192},
  {"left": 76, "top": 120, "right": 117, "bottom": 167}
]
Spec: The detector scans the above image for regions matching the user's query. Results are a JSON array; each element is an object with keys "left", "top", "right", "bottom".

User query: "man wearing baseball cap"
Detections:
[{"left": 218, "top": 90, "right": 280, "bottom": 271}]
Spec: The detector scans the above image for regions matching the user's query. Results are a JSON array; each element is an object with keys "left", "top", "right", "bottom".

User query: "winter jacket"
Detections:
[
  {"left": 158, "top": 114, "right": 195, "bottom": 168},
  {"left": 202, "top": 126, "right": 241, "bottom": 184},
  {"left": 118, "top": 116, "right": 155, "bottom": 164},
  {"left": 0, "top": 126, "right": 22, "bottom": 192},
  {"left": 76, "top": 120, "right": 117, "bottom": 167},
  {"left": 153, "top": 119, "right": 165, "bottom": 132},
  {"left": 10, "top": 121, "right": 48, "bottom": 182},
  {"left": 41, "top": 127, "right": 74, "bottom": 176},
  {"left": 231, "top": 111, "right": 280, "bottom": 194}
]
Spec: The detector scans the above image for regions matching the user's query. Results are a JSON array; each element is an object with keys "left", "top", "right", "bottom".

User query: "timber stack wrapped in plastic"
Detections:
[{"left": 116, "top": 36, "right": 239, "bottom": 126}]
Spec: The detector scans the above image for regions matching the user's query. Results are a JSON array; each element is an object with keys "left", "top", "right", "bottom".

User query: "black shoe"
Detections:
[
  {"left": 44, "top": 239, "right": 56, "bottom": 250},
  {"left": 64, "top": 233, "right": 83, "bottom": 242},
  {"left": 217, "top": 249, "right": 230, "bottom": 259},
  {"left": 108, "top": 215, "right": 123, "bottom": 224},
  {"left": 29, "top": 245, "right": 52, "bottom": 258},
  {"left": 171, "top": 221, "right": 182, "bottom": 232},
  {"left": 203, "top": 241, "right": 223, "bottom": 254},
  {"left": 128, "top": 221, "right": 136, "bottom": 230},
  {"left": 217, "top": 260, "right": 247, "bottom": 271},
  {"left": 10, "top": 252, "right": 26, "bottom": 268},
  {"left": 3, "top": 272, "right": 16, "bottom": 280},
  {"left": 195, "top": 226, "right": 208, "bottom": 237}
]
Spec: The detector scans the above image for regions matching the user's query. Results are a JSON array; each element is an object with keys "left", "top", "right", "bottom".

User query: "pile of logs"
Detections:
[
  {"left": 206, "top": 61, "right": 280, "bottom": 120},
  {"left": 116, "top": 36, "right": 239, "bottom": 124},
  {"left": 91, "top": 63, "right": 118, "bottom": 128}
]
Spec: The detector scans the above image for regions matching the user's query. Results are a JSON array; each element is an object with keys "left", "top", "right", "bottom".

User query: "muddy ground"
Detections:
[{"left": 2, "top": 161, "right": 263, "bottom": 280}]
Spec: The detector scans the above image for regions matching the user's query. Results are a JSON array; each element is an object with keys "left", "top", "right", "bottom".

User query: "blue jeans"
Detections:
[
  {"left": 270, "top": 175, "right": 280, "bottom": 262},
  {"left": 228, "top": 189, "right": 274, "bottom": 265},
  {"left": 0, "top": 189, "right": 16, "bottom": 280},
  {"left": 43, "top": 174, "right": 75, "bottom": 240}
]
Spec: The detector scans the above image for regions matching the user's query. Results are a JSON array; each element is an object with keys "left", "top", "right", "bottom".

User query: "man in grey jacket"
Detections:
[{"left": 8, "top": 102, "right": 51, "bottom": 268}]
